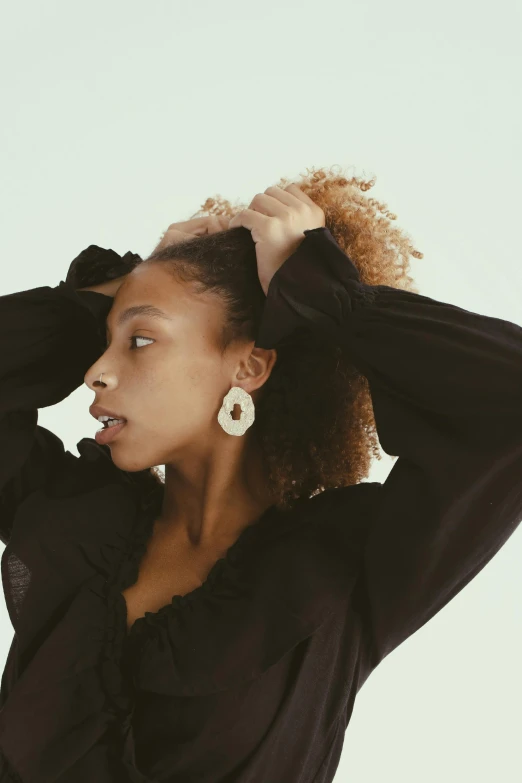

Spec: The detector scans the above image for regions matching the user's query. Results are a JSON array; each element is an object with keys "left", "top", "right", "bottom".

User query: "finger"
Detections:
[
  {"left": 282, "top": 183, "right": 317, "bottom": 208},
  {"left": 205, "top": 215, "right": 229, "bottom": 234},
  {"left": 263, "top": 184, "right": 305, "bottom": 209},
  {"left": 228, "top": 208, "right": 270, "bottom": 232},
  {"left": 166, "top": 228, "right": 194, "bottom": 238},
  {"left": 247, "top": 191, "right": 291, "bottom": 218},
  {"left": 166, "top": 217, "right": 213, "bottom": 235},
  {"left": 159, "top": 228, "right": 194, "bottom": 246}
]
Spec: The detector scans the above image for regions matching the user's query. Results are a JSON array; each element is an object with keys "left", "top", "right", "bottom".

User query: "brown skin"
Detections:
[
  {"left": 83, "top": 261, "right": 278, "bottom": 550},
  {"left": 78, "top": 172, "right": 423, "bottom": 625},
  {"left": 82, "top": 185, "right": 324, "bottom": 551},
  {"left": 166, "top": 170, "right": 422, "bottom": 512}
]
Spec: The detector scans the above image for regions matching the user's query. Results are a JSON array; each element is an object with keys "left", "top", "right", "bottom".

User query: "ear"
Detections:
[{"left": 237, "top": 346, "right": 278, "bottom": 392}]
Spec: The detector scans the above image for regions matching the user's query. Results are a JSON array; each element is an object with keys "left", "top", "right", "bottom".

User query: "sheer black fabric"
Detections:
[{"left": 0, "top": 229, "right": 520, "bottom": 782}]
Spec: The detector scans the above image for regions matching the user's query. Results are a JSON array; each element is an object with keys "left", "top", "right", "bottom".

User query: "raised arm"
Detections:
[
  {"left": 256, "top": 226, "right": 522, "bottom": 667},
  {"left": 0, "top": 245, "right": 140, "bottom": 545}
]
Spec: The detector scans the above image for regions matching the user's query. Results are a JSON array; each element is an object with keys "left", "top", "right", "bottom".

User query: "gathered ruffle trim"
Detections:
[
  {"left": 95, "top": 459, "right": 165, "bottom": 719},
  {"left": 97, "top": 475, "right": 287, "bottom": 736},
  {"left": 123, "top": 499, "right": 280, "bottom": 646},
  {"left": 0, "top": 748, "right": 24, "bottom": 782},
  {"left": 96, "top": 445, "right": 331, "bottom": 704}
]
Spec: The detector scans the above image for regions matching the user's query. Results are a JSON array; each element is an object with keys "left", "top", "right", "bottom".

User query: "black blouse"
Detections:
[{"left": 0, "top": 227, "right": 520, "bottom": 783}]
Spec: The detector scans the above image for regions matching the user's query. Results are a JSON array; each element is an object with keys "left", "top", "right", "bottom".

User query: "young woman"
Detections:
[{"left": 0, "top": 167, "right": 520, "bottom": 783}]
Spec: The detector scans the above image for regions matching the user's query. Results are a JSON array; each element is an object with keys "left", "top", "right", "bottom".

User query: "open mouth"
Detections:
[
  {"left": 101, "top": 417, "right": 127, "bottom": 430},
  {"left": 95, "top": 419, "right": 128, "bottom": 445}
]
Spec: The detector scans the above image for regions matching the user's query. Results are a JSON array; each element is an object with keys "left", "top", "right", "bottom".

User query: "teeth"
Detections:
[
  {"left": 97, "top": 415, "right": 125, "bottom": 429},
  {"left": 106, "top": 419, "right": 124, "bottom": 428}
]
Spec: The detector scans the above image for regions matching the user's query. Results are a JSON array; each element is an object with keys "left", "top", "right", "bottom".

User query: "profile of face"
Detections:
[{"left": 84, "top": 263, "right": 274, "bottom": 473}]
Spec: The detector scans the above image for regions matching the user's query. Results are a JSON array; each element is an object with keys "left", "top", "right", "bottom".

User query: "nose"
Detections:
[{"left": 84, "top": 369, "right": 109, "bottom": 391}]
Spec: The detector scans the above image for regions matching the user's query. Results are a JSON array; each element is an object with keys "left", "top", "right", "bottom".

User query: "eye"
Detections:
[
  {"left": 129, "top": 335, "right": 155, "bottom": 350},
  {"left": 104, "top": 335, "right": 155, "bottom": 350}
]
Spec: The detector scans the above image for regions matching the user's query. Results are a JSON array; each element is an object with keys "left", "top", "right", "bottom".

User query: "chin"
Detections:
[{"left": 109, "top": 448, "right": 153, "bottom": 474}]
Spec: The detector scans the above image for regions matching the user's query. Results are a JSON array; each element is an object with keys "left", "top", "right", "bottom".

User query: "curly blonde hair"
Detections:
[{"left": 144, "top": 165, "right": 423, "bottom": 511}]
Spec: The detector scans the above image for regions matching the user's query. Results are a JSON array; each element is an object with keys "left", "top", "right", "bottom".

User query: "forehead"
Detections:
[{"left": 107, "top": 263, "right": 225, "bottom": 335}]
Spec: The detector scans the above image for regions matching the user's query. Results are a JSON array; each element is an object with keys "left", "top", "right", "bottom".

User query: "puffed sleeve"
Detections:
[
  {"left": 0, "top": 245, "right": 139, "bottom": 545},
  {"left": 255, "top": 226, "right": 522, "bottom": 667}
]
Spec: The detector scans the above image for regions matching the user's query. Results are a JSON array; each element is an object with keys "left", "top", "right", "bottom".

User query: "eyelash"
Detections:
[
  {"left": 130, "top": 335, "right": 155, "bottom": 350},
  {"left": 105, "top": 336, "right": 155, "bottom": 350}
]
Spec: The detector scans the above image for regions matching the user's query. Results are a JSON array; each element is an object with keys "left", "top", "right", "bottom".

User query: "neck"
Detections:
[{"left": 156, "top": 427, "right": 274, "bottom": 549}]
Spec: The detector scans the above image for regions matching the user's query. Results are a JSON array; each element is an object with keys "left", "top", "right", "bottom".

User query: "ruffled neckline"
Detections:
[
  {"left": 77, "top": 436, "right": 286, "bottom": 643},
  {"left": 121, "top": 498, "right": 280, "bottom": 646},
  {"left": 95, "top": 456, "right": 361, "bottom": 706},
  {"left": 108, "top": 467, "right": 307, "bottom": 672},
  {"left": 76, "top": 437, "right": 300, "bottom": 710}
]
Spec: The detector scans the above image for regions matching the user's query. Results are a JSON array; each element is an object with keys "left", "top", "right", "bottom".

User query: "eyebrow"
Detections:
[{"left": 106, "top": 304, "right": 173, "bottom": 334}]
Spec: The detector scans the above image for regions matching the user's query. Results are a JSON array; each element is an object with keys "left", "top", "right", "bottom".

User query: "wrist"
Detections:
[
  {"left": 77, "top": 274, "right": 128, "bottom": 297},
  {"left": 65, "top": 245, "right": 142, "bottom": 289}
]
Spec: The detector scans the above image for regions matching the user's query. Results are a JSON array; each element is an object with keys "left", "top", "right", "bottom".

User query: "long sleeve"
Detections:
[
  {"left": 255, "top": 226, "right": 522, "bottom": 667},
  {"left": 0, "top": 246, "right": 133, "bottom": 546}
]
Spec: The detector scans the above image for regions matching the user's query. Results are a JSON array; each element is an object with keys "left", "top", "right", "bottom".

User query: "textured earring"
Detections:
[{"left": 217, "top": 386, "right": 255, "bottom": 436}]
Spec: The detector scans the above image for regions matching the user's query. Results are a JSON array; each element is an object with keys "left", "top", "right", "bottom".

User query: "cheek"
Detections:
[{"left": 154, "top": 360, "right": 225, "bottom": 419}]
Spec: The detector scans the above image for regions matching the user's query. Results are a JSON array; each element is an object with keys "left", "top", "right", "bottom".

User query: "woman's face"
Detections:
[{"left": 84, "top": 262, "right": 261, "bottom": 473}]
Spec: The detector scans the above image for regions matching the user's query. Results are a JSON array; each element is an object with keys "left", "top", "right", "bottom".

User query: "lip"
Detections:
[
  {"left": 94, "top": 419, "right": 127, "bottom": 446},
  {"left": 89, "top": 404, "right": 127, "bottom": 422}
]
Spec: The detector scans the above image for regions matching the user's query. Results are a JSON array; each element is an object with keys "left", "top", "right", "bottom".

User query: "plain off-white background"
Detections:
[{"left": 1, "top": 1, "right": 521, "bottom": 781}]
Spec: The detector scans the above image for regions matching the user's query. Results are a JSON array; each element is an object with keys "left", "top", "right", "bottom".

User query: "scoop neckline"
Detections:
[{"left": 119, "top": 492, "right": 280, "bottom": 644}]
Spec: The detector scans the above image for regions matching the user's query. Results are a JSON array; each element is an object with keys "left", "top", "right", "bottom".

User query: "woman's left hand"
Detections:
[
  {"left": 228, "top": 184, "right": 325, "bottom": 295},
  {"left": 154, "top": 215, "right": 231, "bottom": 253}
]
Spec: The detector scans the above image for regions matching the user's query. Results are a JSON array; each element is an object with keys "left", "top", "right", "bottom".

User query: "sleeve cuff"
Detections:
[{"left": 64, "top": 245, "right": 142, "bottom": 289}]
